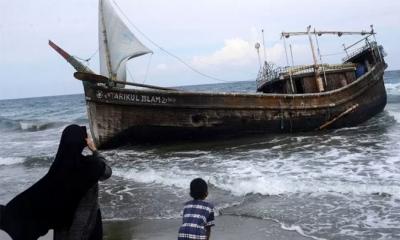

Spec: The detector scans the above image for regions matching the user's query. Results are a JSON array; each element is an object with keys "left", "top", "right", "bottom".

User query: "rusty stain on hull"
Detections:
[{"left": 83, "top": 62, "right": 387, "bottom": 149}]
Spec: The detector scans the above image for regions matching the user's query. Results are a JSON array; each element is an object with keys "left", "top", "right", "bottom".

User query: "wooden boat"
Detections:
[{"left": 50, "top": 0, "right": 387, "bottom": 149}]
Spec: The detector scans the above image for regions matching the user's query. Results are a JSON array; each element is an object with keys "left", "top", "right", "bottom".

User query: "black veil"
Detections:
[
  {"left": 49, "top": 125, "right": 87, "bottom": 175},
  {"left": 0, "top": 125, "right": 107, "bottom": 240}
]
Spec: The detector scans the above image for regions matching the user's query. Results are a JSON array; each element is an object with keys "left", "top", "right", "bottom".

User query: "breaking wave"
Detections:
[
  {"left": 0, "top": 157, "right": 25, "bottom": 166},
  {"left": 0, "top": 117, "right": 66, "bottom": 132},
  {"left": 18, "top": 121, "right": 59, "bottom": 131},
  {"left": 113, "top": 167, "right": 195, "bottom": 189},
  {"left": 388, "top": 110, "right": 400, "bottom": 123},
  {"left": 113, "top": 165, "right": 400, "bottom": 199},
  {"left": 385, "top": 82, "right": 400, "bottom": 95},
  {"left": 0, "top": 156, "right": 53, "bottom": 166},
  {"left": 0, "top": 117, "right": 19, "bottom": 131}
]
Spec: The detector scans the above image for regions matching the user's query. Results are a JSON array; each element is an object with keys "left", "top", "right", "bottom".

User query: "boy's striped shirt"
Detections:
[{"left": 178, "top": 200, "right": 215, "bottom": 240}]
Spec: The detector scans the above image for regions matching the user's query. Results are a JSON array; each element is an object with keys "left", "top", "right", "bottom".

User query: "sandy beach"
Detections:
[{"left": 1, "top": 215, "right": 312, "bottom": 240}]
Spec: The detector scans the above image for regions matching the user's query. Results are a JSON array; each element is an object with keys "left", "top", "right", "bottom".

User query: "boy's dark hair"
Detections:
[{"left": 190, "top": 178, "right": 208, "bottom": 200}]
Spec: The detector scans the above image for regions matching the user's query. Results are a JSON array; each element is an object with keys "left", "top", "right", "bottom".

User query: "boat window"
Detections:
[{"left": 295, "top": 79, "right": 304, "bottom": 94}]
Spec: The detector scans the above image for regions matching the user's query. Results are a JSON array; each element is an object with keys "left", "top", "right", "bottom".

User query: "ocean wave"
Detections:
[
  {"left": 23, "top": 156, "right": 54, "bottom": 167},
  {"left": 113, "top": 167, "right": 196, "bottom": 189},
  {"left": 0, "top": 117, "right": 19, "bottom": 131},
  {"left": 385, "top": 82, "right": 400, "bottom": 95},
  {"left": 279, "top": 222, "right": 326, "bottom": 240},
  {"left": 0, "top": 157, "right": 25, "bottom": 166},
  {"left": 18, "top": 121, "right": 60, "bottom": 131},
  {"left": 73, "top": 117, "right": 89, "bottom": 124},
  {"left": 384, "top": 71, "right": 400, "bottom": 83},
  {"left": 0, "top": 156, "right": 53, "bottom": 166},
  {"left": 387, "top": 94, "right": 400, "bottom": 104},
  {"left": 388, "top": 110, "right": 400, "bottom": 123},
  {"left": 113, "top": 164, "right": 400, "bottom": 199},
  {"left": 0, "top": 117, "right": 67, "bottom": 132},
  {"left": 211, "top": 176, "right": 400, "bottom": 198}
]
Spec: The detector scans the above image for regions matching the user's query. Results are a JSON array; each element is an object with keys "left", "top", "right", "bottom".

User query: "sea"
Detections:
[{"left": 0, "top": 71, "right": 400, "bottom": 240}]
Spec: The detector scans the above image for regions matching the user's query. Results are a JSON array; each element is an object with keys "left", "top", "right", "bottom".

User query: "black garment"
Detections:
[
  {"left": 54, "top": 152, "right": 111, "bottom": 240},
  {"left": 0, "top": 125, "right": 111, "bottom": 240}
]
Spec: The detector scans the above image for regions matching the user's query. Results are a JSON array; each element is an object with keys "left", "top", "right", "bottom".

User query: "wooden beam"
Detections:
[
  {"left": 317, "top": 104, "right": 359, "bottom": 130},
  {"left": 49, "top": 40, "right": 95, "bottom": 74},
  {"left": 74, "top": 72, "right": 179, "bottom": 91},
  {"left": 282, "top": 30, "right": 373, "bottom": 38}
]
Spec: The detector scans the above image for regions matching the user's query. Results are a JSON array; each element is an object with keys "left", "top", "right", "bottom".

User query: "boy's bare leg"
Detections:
[{"left": 205, "top": 226, "right": 211, "bottom": 240}]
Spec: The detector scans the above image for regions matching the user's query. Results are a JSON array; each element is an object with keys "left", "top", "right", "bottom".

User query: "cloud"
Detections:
[
  {"left": 190, "top": 37, "right": 313, "bottom": 70},
  {"left": 191, "top": 38, "right": 256, "bottom": 68}
]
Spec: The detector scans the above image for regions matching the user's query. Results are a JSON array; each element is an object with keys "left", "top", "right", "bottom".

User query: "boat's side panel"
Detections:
[
  {"left": 329, "top": 79, "right": 387, "bottom": 128},
  {"left": 84, "top": 63, "right": 387, "bottom": 148}
]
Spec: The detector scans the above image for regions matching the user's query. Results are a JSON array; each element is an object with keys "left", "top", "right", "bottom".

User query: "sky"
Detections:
[{"left": 0, "top": 0, "right": 399, "bottom": 100}]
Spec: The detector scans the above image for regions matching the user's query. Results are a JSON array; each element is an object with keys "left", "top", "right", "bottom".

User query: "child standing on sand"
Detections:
[{"left": 178, "top": 178, "right": 215, "bottom": 240}]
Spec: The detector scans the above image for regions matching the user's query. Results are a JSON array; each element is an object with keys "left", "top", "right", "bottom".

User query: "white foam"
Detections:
[
  {"left": 174, "top": 150, "right": 210, "bottom": 155},
  {"left": 113, "top": 161, "right": 400, "bottom": 199},
  {"left": 385, "top": 82, "right": 400, "bottom": 94},
  {"left": 280, "top": 222, "right": 327, "bottom": 240},
  {"left": 364, "top": 209, "right": 400, "bottom": 228},
  {"left": 388, "top": 110, "right": 400, "bottom": 123},
  {"left": 210, "top": 174, "right": 400, "bottom": 198},
  {"left": 19, "top": 121, "right": 51, "bottom": 131},
  {"left": 0, "top": 157, "right": 25, "bottom": 165},
  {"left": 113, "top": 167, "right": 199, "bottom": 189}
]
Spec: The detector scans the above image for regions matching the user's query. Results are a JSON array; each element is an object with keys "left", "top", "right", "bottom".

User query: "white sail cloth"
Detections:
[{"left": 99, "top": 0, "right": 152, "bottom": 83}]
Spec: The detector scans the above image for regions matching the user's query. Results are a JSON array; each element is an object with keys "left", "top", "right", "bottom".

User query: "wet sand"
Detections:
[
  {"left": 1, "top": 215, "right": 312, "bottom": 240},
  {"left": 103, "top": 215, "right": 312, "bottom": 240}
]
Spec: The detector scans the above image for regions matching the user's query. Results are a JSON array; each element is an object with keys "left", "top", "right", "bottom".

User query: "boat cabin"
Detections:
[{"left": 256, "top": 27, "right": 385, "bottom": 94}]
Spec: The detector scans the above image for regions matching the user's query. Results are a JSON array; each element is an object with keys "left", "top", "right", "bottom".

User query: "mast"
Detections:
[
  {"left": 261, "top": 29, "right": 267, "bottom": 64},
  {"left": 306, "top": 26, "right": 324, "bottom": 92},
  {"left": 255, "top": 42, "right": 262, "bottom": 69},
  {"left": 307, "top": 26, "right": 319, "bottom": 69},
  {"left": 99, "top": 0, "right": 114, "bottom": 81}
]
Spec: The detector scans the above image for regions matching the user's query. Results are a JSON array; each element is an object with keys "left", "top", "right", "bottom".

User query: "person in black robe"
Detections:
[{"left": 0, "top": 125, "right": 112, "bottom": 240}]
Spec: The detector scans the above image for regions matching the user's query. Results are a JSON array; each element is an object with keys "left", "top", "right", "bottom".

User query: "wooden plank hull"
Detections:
[{"left": 84, "top": 63, "right": 387, "bottom": 149}]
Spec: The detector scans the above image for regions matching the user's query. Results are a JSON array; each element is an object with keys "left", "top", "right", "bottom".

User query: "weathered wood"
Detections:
[
  {"left": 282, "top": 30, "right": 374, "bottom": 38},
  {"left": 83, "top": 61, "right": 387, "bottom": 148},
  {"left": 317, "top": 104, "right": 359, "bottom": 130},
  {"left": 74, "top": 72, "right": 178, "bottom": 91},
  {"left": 49, "top": 40, "right": 95, "bottom": 74}
]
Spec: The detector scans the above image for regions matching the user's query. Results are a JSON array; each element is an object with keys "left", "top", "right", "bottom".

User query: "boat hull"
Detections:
[{"left": 83, "top": 63, "right": 387, "bottom": 149}]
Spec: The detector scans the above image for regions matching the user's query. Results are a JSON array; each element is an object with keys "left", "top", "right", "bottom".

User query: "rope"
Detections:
[
  {"left": 112, "top": 0, "right": 239, "bottom": 83},
  {"left": 74, "top": 48, "right": 99, "bottom": 62},
  {"left": 125, "top": 54, "right": 153, "bottom": 84},
  {"left": 143, "top": 53, "right": 153, "bottom": 84},
  {"left": 127, "top": 67, "right": 135, "bottom": 82}
]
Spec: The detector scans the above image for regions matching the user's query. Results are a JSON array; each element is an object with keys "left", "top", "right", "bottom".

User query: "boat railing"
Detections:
[
  {"left": 256, "top": 63, "right": 280, "bottom": 85},
  {"left": 257, "top": 63, "right": 356, "bottom": 87},
  {"left": 342, "top": 41, "right": 377, "bottom": 62}
]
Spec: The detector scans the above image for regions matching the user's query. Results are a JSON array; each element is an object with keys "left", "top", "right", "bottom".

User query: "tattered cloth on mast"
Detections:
[{"left": 99, "top": 0, "right": 152, "bottom": 82}]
